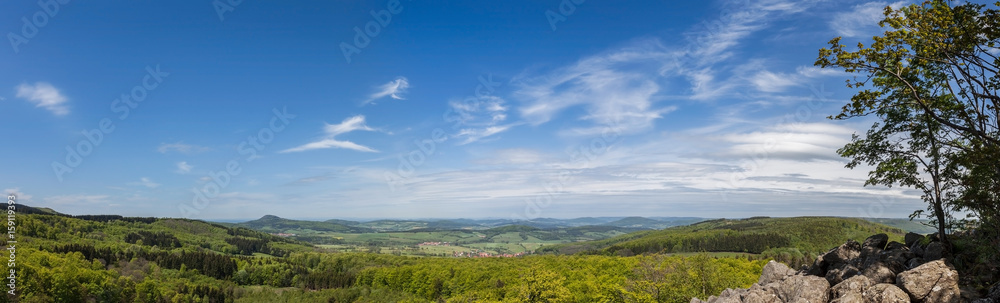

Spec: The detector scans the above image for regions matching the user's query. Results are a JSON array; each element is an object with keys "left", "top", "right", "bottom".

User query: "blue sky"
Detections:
[{"left": 1, "top": 0, "right": 930, "bottom": 220}]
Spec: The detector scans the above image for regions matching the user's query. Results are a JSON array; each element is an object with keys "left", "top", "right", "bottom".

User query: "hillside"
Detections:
[
  {"left": 15, "top": 205, "right": 771, "bottom": 302},
  {"left": 236, "top": 215, "right": 372, "bottom": 233},
  {"left": 603, "top": 216, "right": 670, "bottom": 228},
  {"left": 537, "top": 217, "right": 907, "bottom": 264}
]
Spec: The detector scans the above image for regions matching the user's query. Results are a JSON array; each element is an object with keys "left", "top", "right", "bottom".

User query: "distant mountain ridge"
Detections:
[{"left": 236, "top": 215, "right": 372, "bottom": 233}]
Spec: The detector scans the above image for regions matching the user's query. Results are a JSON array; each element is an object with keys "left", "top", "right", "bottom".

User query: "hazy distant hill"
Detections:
[
  {"left": 861, "top": 217, "right": 938, "bottom": 234},
  {"left": 602, "top": 216, "right": 669, "bottom": 228},
  {"left": 237, "top": 215, "right": 372, "bottom": 233},
  {"left": 538, "top": 216, "right": 908, "bottom": 257}
]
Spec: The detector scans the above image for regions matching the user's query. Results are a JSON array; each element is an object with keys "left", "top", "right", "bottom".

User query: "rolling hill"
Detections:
[
  {"left": 537, "top": 216, "right": 908, "bottom": 260},
  {"left": 236, "top": 215, "right": 372, "bottom": 233}
]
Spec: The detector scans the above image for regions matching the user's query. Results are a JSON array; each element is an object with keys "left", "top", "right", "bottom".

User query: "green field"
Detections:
[{"left": 305, "top": 227, "right": 627, "bottom": 256}]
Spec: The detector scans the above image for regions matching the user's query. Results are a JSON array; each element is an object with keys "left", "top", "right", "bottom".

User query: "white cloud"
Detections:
[
  {"left": 175, "top": 161, "right": 193, "bottom": 174},
  {"left": 281, "top": 115, "right": 379, "bottom": 153},
  {"left": 128, "top": 177, "right": 161, "bottom": 189},
  {"left": 514, "top": 40, "right": 674, "bottom": 135},
  {"left": 15, "top": 82, "right": 68, "bottom": 116},
  {"left": 4, "top": 188, "right": 32, "bottom": 202},
  {"left": 450, "top": 95, "right": 517, "bottom": 144},
  {"left": 363, "top": 77, "right": 409, "bottom": 105},
  {"left": 709, "top": 122, "right": 856, "bottom": 161},
  {"left": 830, "top": 1, "right": 905, "bottom": 38},
  {"left": 474, "top": 148, "right": 549, "bottom": 165},
  {"left": 750, "top": 70, "right": 799, "bottom": 93},
  {"left": 456, "top": 123, "right": 521, "bottom": 145},
  {"left": 158, "top": 142, "right": 211, "bottom": 154}
]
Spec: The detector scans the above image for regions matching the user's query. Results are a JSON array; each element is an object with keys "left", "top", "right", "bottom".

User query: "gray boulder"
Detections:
[
  {"left": 863, "top": 234, "right": 890, "bottom": 250},
  {"left": 777, "top": 274, "right": 830, "bottom": 303},
  {"left": 863, "top": 283, "right": 911, "bottom": 303},
  {"left": 910, "top": 243, "right": 924, "bottom": 258},
  {"left": 830, "top": 275, "right": 874, "bottom": 300},
  {"left": 896, "top": 260, "right": 960, "bottom": 303},
  {"left": 826, "top": 264, "right": 860, "bottom": 285},
  {"left": 904, "top": 232, "right": 924, "bottom": 247},
  {"left": 923, "top": 242, "right": 945, "bottom": 261},
  {"left": 743, "top": 290, "right": 782, "bottom": 303},
  {"left": 824, "top": 240, "right": 862, "bottom": 265},
  {"left": 990, "top": 283, "right": 1000, "bottom": 300},
  {"left": 759, "top": 260, "right": 796, "bottom": 285},
  {"left": 862, "top": 262, "right": 897, "bottom": 284},
  {"left": 886, "top": 241, "right": 907, "bottom": 251}
]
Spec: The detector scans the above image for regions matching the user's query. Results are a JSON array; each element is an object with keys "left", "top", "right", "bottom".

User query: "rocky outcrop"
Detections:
[
  {"left": 896, "top": 260, "right": 961, "bottom": 303},
  {"left": 693, "top": 234, "right": 963, "bottom": 303}
]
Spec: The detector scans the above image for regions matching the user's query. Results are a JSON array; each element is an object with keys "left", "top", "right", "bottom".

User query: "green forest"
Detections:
[{"left": 11, "top": 204, "right": 918, "bottom": 302}]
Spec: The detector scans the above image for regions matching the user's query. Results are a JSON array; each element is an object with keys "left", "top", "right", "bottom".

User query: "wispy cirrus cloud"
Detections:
[
  {"left": 129, "top": 177, "right": 161, "bottom": 189},
  {"left": 15, "top": 82, "right": 69, "bottom": 116},
  {"left": 363, "top": 77, "right": 409, "bottom": 105},
  {"left": 830, "top": 1, "right": 905, "bottom": 38},
  {"left": 450, "top": 95, "right": 521, "bottom": 144},
  {"left": 175, "top": 161, "right": 193, "bottom": 174},
  {"left": 514, "top": 40, "right": 675, "bottom": 136},
  {"left": 281, "top": 115, "right": 379, "bottom": 153}
]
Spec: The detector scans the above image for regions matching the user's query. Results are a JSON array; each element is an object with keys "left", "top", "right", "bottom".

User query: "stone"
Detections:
[
  {"left": 906, "top": 258, "right": 923, "bottom": 270},
  {"left": 826, "top": 264, "right": 860, "bottom": 285},
  {"left": 881, "top": 249, "right": 911, "bottom": 274},
  {"left": 743, "top": 290, "right": 781, "bottom": 303},
  {"left": 923, "top": 242, "right": 945, "bottom": 261},
  {"left": 715, "top": 288, "right": 744, "bottom": 303},
  {"left": 824, "top": 240, "right": 862, "bottom": 265},
  {"left": 777, "top": 274, "right": 830, "bottom": 303},
  {"left": 896, "top": 260, "right": 960, "bottom": 303},
  {"left": 864, "top": 234, "right": 890, "bottom": 250},
  {"left": 862, "top": 262, "right": 897, "bottom": 284},
  {"left": 886, "top": 241, "right": 907, "bottom": 251},
  {"left": 831, "top": 291, "right": 864, "bottom": 303},
  {"left": 863, "top": 283, "right": 911, "bottom": 303},
  {"left": 759, "top": 260, "right": 795, "bottom": 285},
  {"left": 831, "top": 275, "right": 874, "bottom": 300},
  {"left": 904, "top": 232, "right": 924, "bottom": 247},
  {"left": 910, "top": 243, "right": 924, "bottom": 258},
  {"left": 988, "top": 282, "right": 1000, "bottom": 300}
]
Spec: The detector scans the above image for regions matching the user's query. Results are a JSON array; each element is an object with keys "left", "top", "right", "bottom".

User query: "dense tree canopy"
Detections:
[{"left": 817, "top": 0, "right": 1000, "bottom": 242}]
